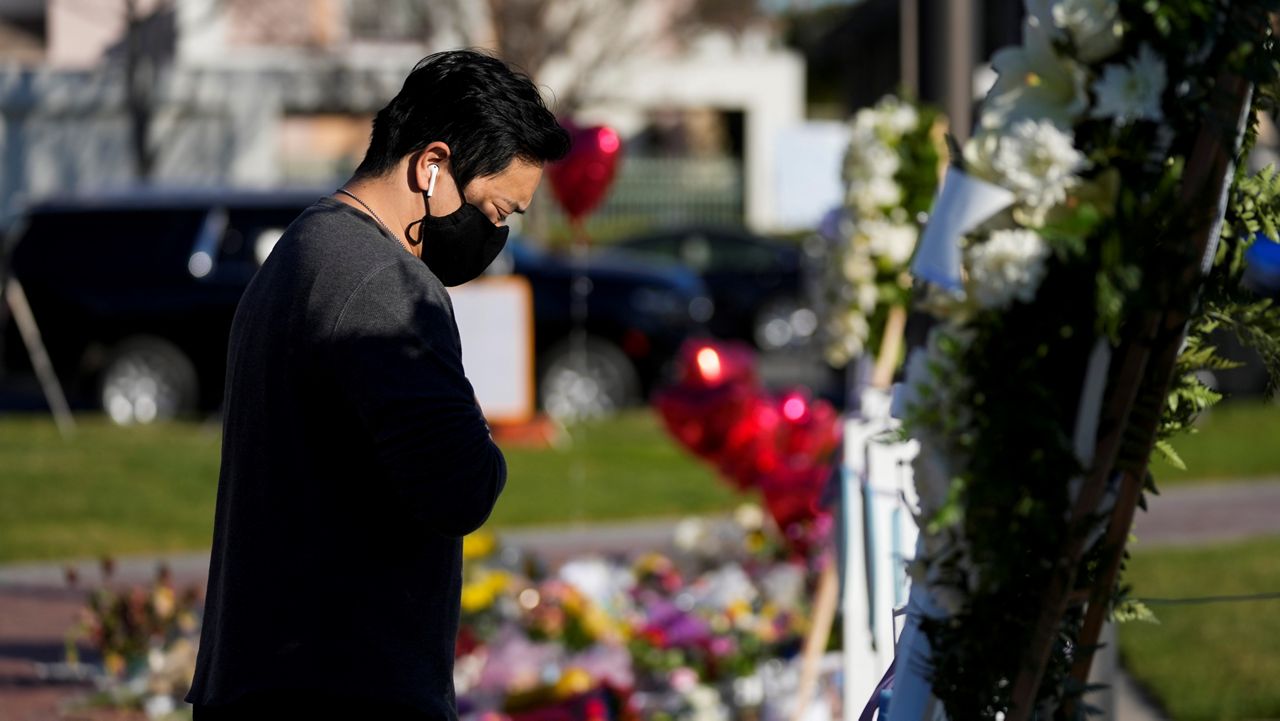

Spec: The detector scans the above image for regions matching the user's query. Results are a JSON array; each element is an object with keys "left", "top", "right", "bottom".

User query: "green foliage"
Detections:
[
  {"left": 1111, "top": 597, "right": 1158, "bottom": 625},
  {"left": 1231, "top": 164, "right": 1280, "bottom": 241},
  {"left": 1152, "top": 439, "right": 1185, "bottom": 472},
  {"left": 895, "top": 103, "right": 944, "bottom": 218},
  {"left": 1208, "top": 163, "right": 1280, "bottom": 396},
  {"left": 905, "top": 1, "right": 1280, "bottom": 716}
]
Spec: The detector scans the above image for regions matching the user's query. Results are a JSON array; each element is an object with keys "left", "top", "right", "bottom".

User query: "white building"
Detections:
[{"left": 0, "top": 0, "right": 810, "bottom": 232}]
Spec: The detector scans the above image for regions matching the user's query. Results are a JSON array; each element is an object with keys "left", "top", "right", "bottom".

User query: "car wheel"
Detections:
[
  {"left": 753, "top": 296, "right": 818, "bottom": 351},
  {"left": 99, "top": 336, "right": 198, "bottom": 425},
  {"left": 538, "top": 336, "right": 641, "bottom": 423}
]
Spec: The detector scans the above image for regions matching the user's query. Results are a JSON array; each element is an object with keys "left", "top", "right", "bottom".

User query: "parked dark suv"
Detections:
[
  {"left": 1, "top": 189, "right": 709, "bottom": 423},
  {"left": 605, "top": 225, "right": 815, "bottom": 351}
]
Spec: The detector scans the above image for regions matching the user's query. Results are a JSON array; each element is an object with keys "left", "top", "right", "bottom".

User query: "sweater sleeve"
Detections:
[{"left": 328, "top": 261, "right": 506, "bottom": 538}]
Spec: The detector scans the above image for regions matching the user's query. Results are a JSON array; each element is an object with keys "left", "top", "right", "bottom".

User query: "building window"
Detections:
[{"left": 348, "top": 0, "right": 432, "bottom": 43}]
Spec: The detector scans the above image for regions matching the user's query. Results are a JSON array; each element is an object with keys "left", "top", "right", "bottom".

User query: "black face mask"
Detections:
[{"left": 415, "top": 201, "right": 510, "bottom": 287}]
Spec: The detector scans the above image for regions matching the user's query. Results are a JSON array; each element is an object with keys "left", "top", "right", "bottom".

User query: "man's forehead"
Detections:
[{"left": 495, "top": 161, "right": 543, "bottom": 201}]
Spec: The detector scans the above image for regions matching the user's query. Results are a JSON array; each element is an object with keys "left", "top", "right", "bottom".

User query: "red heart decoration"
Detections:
[
  {"left": 652, "top": 342, "right": 842, "bottom": 552},
  {"left": 672, "top": 340, "right": 758, "bottom": 390},
  {"left": 759, "top": 465, "right": 828, "bottom": 533},
  {"left": 547, "top": 123, "right": 623, "bottom": 222},
  {"left": 717, "top": 396, "right": 781, "bottom": 491},
  {"left": 760, "top": 392, "right": 840, "bottom": 531},
  {"left": 654, "top": 384, "right": 754, "bottom": 462},
  {"left": 654, "top": 340, "right": 760, "bottom": 463}
]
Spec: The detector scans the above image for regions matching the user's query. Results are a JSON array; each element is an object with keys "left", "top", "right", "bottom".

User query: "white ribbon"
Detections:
[{"left": 912, "top": 167, "right": 1016, "bottom": 290}]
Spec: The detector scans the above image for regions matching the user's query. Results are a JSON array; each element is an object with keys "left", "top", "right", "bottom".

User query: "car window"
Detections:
[
  {"left": 224, "top": 207, "right": 306, "bottom": 267},
  {"left": 680, "top": 234, "right": 712, "bottom": 271},
  {"left": 695, "top": 233, "right": 779, "bottom": 273},
  {"left": 623, "top": 234, "right": 682, "bottom": 264},
  {"left": 14, "top": 208, "right": 207, "bottom": 288}
]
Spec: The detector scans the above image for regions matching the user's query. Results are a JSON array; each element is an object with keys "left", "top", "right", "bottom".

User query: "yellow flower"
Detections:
[
  {"left": 481, "top": 573, "right": 509, "bottom": 594},
  {"left": 554, "top": 667, "right": 594, "bottom": 698},
  {"left": 152, "top": 586, "right": 176, "bottom": 619},
  {"left": 463, "top": 531, "right": 497, "bottom": 561},
  {"left": 460, "top": 583, "right": 495, "bottom": 613},
  {"left": 582, "top": 607, "right": 618, "bottom": 642},
  {"left": 461, "top": 570, "right": 513, "bottom": 613},
  {"left": 561, "top": 589, "right": 585, "bottom": 615},
  {"left": 634, "top": 552, "right": 673, "bottom": 575}
]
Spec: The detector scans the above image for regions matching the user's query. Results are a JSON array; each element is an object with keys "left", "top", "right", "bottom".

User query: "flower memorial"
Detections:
[
  {"left": 65, "top": 560, "right": 202, "bottom": 718},
  {"left": 450, "top": 515, "right": 822, "bottom": 721},
  {"left": 66, "top": 517, "right": 828, "bottom": 721},
  {"left": 822, "top": 96, "right": 944, "bottom": 367},
  {"left": 893, "top": 0, "right": 1280, "bottom": 717}
]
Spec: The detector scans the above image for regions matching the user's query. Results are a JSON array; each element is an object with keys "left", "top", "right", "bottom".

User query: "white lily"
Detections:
[
  {"left": 981, "top": 14, "right": 1090, "bottom": 130},
  {"left": 1027, "top": 0, "right": 1124, "bottom": 63},
  {"left": 1055, "top": 0, "right": 1123, "bottom": 61}
]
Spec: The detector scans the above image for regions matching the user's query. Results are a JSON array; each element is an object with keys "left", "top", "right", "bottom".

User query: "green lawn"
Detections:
[
  {"left": 495, "top": 412, "right": 738, "bottom": 526},
  {"left": 0, "top": 410, "right": 738, "bottom": 563},
  {"left": 1150, "top": 399, "right": 1280, "bottom": 485},
  {"left": 1119, "top": 535, "right": 1280, "bottom": 721},
  {"left": 0, "top": 416, "right": 223, "bottom": 564},
  {"left": 0, "top": 398, "right": 1277, "bottom": 563}
]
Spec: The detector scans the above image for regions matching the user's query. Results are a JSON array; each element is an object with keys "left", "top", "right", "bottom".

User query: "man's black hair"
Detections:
[{"left": 354, "top": 49, "right": 571, "bottom": 187}]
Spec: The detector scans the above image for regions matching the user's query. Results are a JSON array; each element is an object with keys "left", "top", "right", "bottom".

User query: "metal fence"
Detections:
[{"left": 529, "top": 155, "right": 745, "bottom": 245}]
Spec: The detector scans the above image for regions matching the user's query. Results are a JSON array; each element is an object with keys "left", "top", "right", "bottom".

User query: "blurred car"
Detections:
[
  {"left": 490, "top": 241, "right": 711, "bottom": 421},
  {"left": 604, "top": 225, "right": 817, "bottom": 351},
  {"left": 1, "top": 189, "right": 709, "bottom": 424}
]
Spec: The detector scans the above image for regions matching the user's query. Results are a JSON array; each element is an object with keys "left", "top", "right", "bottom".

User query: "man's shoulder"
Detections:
[
  {"left": 333, "top": 258, "right": 455, "bottom": 340},
  {"left": 238, "top": 200, "right": 445, "bottom": 339},
  {"left": 276, "top": 203, "right": 452, "bottom": 339},
  {"left": 271, "top": 201, "right": 433, "bottom": 290},
  {"left": 283, "top": 199, "right": 396, "bottom": 261}
]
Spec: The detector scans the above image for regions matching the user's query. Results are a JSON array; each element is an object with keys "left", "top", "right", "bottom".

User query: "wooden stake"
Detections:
[
  {"left": 790, "top": 557, "right": 840, "bottom": 721},
  {"left": 5, "top": 278, "right": 75, "bottom": 439},
  {"left": 871, "top": 305, "right": 908, "bottom": 391},
  {"left": 1066, "top": 66, "right": 1259, "bottom": 711},
  {"left": 1007, "top": 55, "right": 1255, "bottom": 721}
]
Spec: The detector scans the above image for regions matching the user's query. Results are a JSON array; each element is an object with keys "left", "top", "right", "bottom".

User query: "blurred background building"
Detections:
[{"left": 0, "top": 0, "right": 1028, "bottom": 236}]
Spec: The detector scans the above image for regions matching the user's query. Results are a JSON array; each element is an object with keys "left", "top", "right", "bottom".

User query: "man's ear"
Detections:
[{"left": 412, "top": 142, "right": 451, "bottom": 192}]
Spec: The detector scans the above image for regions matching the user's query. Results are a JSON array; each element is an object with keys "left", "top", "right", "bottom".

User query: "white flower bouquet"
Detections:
[
  {"left": 821, "top": 96, "right": 944, "bottom": 367},
  {"left": 890, "top": 0, "right": 1280, "bottom": 717}
]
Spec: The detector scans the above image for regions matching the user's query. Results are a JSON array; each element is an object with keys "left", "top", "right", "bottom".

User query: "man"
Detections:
[{"left": 187, "top": 50, "right": 570, "bottom": 719}]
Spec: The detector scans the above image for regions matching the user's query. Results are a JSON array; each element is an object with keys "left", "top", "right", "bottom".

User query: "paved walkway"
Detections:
[
  {"left": 2, "top": 480, "right": 1277, "bottom": 721},
  {"left": 1131, "top": 477, "right": 1280, "bottom": 547}
]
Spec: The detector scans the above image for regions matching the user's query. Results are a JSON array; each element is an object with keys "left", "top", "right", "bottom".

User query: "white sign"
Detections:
[
  {"left": 773, "top": 121, "right": 852, "bottom": 230},
  {"left": 447, "top": 276, "right": 536, "bottom": 425}
]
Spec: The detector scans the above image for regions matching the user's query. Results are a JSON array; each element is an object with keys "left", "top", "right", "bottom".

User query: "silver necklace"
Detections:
[{"left": 336, "top": 188, "right": 394, "bottom": 236}]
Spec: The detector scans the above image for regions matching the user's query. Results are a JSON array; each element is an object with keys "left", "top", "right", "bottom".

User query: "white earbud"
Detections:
[{"left": 427, "top": 164, "right": 439, "bottom": 198}]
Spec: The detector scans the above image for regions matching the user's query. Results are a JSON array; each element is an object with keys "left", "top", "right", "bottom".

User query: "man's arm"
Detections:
[{"left": 328, "top": 262, "right": 506, "bottom": 538}]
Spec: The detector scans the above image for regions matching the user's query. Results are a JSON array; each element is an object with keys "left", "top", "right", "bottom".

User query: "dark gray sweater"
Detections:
[{"left": 186, "top": 197, "right": 506, "bottom": 718}]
